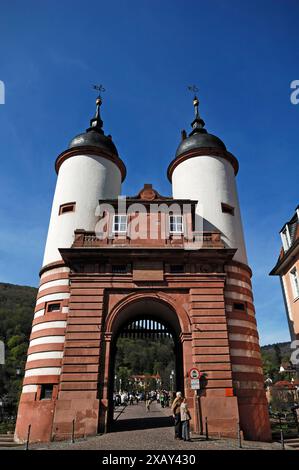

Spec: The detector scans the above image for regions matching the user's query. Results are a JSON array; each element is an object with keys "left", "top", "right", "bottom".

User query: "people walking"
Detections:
[
  {"left": 145, "top": 394, "right": 151, "bottom": 412},
  {"left": 180, "top": 397, "right": 191, "bottom": 441},
  {"left": 171, "top": 391, "right": 183, "bottom": 439}
]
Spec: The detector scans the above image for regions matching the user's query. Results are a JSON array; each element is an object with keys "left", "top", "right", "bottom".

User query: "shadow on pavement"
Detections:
[{"left": 111, "top": 415, "right": 173, "bottom": 432}]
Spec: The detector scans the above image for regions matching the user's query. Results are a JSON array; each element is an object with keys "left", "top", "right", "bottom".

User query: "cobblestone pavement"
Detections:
[{"left": 30, "top": 402, "right": 283, "bottom": 451}]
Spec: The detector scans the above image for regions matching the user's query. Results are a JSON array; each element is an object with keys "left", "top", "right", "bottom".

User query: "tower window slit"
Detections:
[
  {"left": 233, "top": 302, "right": 246, "bottom": 312},
  {"left": 221, "top": 202, "right": 235, "bottom": 216},
  {"left": 46, "top": 302, "right": 61, "bottom": 313},
  {"left": 59, "top": 202, "right": 76, "bottom": 215}
]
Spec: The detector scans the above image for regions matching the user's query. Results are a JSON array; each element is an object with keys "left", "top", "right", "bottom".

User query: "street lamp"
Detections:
[{"left": 170, "top": 370, "right": 175, "bottom": 392}]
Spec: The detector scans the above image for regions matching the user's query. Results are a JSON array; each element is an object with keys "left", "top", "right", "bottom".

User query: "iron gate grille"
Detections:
[{"left": 119, "top": 318, "right": 172, "bottom": 339}]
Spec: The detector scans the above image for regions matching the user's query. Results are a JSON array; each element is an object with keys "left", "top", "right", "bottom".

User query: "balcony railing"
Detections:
[{"left": 72, "top": 229, "right": 224, "bottom": 249}]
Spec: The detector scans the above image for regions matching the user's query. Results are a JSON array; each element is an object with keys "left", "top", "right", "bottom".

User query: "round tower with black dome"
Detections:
[
  {"left": 43, "top": 95, "right": 126, "bottom": 266},
  {"left": 168, "top": 95, "right": 247, "bottom": 264}
]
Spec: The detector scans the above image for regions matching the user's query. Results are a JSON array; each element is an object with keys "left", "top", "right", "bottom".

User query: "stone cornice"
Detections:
[
  {"left": 55, "top": 145, "right": 127, "bottom": 182},
  {"left": 167, "top": 147, "right": 239, "bottom": 181}
]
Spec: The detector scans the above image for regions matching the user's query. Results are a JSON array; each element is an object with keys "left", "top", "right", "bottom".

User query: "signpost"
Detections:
[
  {"left": 189, "top": 367, "right": 201, "bottom": 382},
  {"left": 190, "top": 378, "right": 200, "bottom": 390},
  {"left": 189, "top": 367, "right": 202, "bottom": 434}
]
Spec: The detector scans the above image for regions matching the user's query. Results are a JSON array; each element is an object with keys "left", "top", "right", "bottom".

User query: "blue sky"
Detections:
[{"left": 0, "top": 0, "right": 298, "bottom": 345}]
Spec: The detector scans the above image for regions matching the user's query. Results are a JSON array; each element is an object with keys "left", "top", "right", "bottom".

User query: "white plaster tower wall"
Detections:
[
  {"left": 15, "top": 96, "right": 125, "bottom": 437},
  {"left": 171, "top": 154, "right": 247, "bottom": 264},
  {"left": 43, "top": 154, "right": 122, "bottom": 266}
]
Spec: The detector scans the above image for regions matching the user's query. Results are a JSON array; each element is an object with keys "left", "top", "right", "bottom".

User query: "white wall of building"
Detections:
[
  {"left": 171, "top": 155, "right": 247, "bottom": 264},
  {"left": 43, "top": 154, "right": 122, "bottom": 266}
]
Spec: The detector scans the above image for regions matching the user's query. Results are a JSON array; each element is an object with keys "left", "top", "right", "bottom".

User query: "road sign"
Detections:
[
  {"left": 190, "top": 378, "right": 200, "bottom": 390},
  {"left": 189, "top": 367, "right": 200, "bottom": 379}
]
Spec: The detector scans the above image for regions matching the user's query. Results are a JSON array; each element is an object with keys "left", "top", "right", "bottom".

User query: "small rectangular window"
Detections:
[
  {"left": 113, "top": 215, "right": 127, "bottom": 233},
  {"left": 221, "top": 203, "right": 235, "bottom": 216},
  {"left": 40, "top": 384, "right": 53, "bottom": 400},
  {"left": 59, "top": 202, "right": 76, "bottom": 215},
  {"left": 112, "top": 265, "right": 128, "bottom": 274},
  {"left": 170, "top": 265, "right": 184, "bottom": 273},
  {"left": 290, "top": 267, "right": 299, "bottom": 299},
  {"left": 169, "top": 215, "right": 183, "bottom": 233},
  {"left": 46, "top": 302, "right": 61, "bottom": 313},
  {"left": 233, "top": 302, "right": 246, "bottom": 312}
]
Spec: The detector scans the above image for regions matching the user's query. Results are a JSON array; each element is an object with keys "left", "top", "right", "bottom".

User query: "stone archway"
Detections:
[{"left": 98, "top": 292, "right": 193, "bottom": 433}]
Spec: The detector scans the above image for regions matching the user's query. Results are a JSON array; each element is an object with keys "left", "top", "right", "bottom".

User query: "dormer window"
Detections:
[
  {"left": 281, "top": 225, "right": 291, "bottom": 251},
  {"left": 169, "top": 215, "right": 183, "bottom": 234},
  {"left": 113, "top": 215, "right": 127, "bottom": 234}
]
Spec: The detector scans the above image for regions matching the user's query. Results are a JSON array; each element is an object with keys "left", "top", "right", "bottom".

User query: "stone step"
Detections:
[
  {"left": 0, "top": 441, "right": 23, "bottom": 448},
  {"left": 285, "top": 438, "right": 299, "bottom": 443},
  {"left": 284, "top": 438, "right": 299, "bottom": 449},
  {"left": 0, "top": 436, "right": 15, "bottom": 442}
]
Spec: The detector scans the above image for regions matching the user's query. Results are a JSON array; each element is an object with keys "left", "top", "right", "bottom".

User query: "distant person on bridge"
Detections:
[
  {"left": 171, "top": 391, "right": 183, "bottom": 439},
  {"left": 146, "top": 394, "right": 151, "bottom": 412}
]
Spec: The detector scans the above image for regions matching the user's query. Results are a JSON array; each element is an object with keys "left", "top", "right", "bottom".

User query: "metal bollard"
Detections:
[
  {"left": 237, "top": 422, "right": 242, "bottom": 448},
  {"left": 25, "top": 424, "right": 31, "bottom": 451},
  {"left": 71, "top": 419, "right": 75, "bottom": 444},
  {"left": 205, "top": 417, "right": 209, "bottom": 440},
  {"left": 280, "top": 429, "right": 285, "bottom": 450}
]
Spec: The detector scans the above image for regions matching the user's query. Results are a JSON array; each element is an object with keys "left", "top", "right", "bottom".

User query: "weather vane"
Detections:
[
  {"left": 93, "top": 84, "right": 106, "bottom": 99},
  {"left": 187, "top": 85, "right": 199, "bottom": 95}
]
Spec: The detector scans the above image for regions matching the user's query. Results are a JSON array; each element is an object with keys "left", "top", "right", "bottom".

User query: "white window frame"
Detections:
[
  {"left": 290, "top": 267, "right": 299, "bottom": 299},
  {"left": 112, "top": 214, "right": 127, "bottom": 234},
  {"left": 281, "top": 225, "right": 291, "bottom": 251},
  {"left": 169, "top": 215, "right": 184, "bottom": 234}
]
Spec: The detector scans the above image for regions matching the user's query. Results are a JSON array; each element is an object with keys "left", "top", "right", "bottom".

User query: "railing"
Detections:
[{"left": 72, "top": 230, "right": 224, "bottom": 249}]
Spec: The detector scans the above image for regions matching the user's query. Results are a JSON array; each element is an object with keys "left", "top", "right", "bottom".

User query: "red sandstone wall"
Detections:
[
  {"left": 225, "top": 261, "right": 271, "bottom": 441},
  {"left": 15, "top": 260, "right": 271, "bottom": 443},
  {"left": 15, "top": 267, "right": 69, "bottom": 443}
]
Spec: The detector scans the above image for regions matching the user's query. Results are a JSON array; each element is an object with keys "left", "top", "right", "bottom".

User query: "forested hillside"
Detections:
[
  {"left": 115, "top": 337, "right": 175, "bottom": 390},
  {"left": 261, "top": 341, "right": 291, "bottom": 382},
  {"left": 0, "top": 282, "right": 37, "bottom": 417}
]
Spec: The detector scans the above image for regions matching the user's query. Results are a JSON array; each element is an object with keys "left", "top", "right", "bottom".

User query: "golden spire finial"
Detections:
[{"left": 188, "top": 85, "right": 199, "bottom": 118}]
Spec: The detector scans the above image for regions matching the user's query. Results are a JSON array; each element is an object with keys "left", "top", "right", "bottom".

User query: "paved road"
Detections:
[{"left": 30, "top": 402, "right": 283, "bottom": 451}]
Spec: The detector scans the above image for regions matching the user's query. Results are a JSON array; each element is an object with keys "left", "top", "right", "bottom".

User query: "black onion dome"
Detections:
[
  {"left": 69, "top": 130, "right": 119, "bottom": 156},
  {"left": 175, "top": 94, "right": 226, "bottom": 158},
  {"left": 68, "top": 94, "right": 118, "bottom": 156},
  {"left": 175, "top": 131, "right": 226, "bottom": 157}
]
